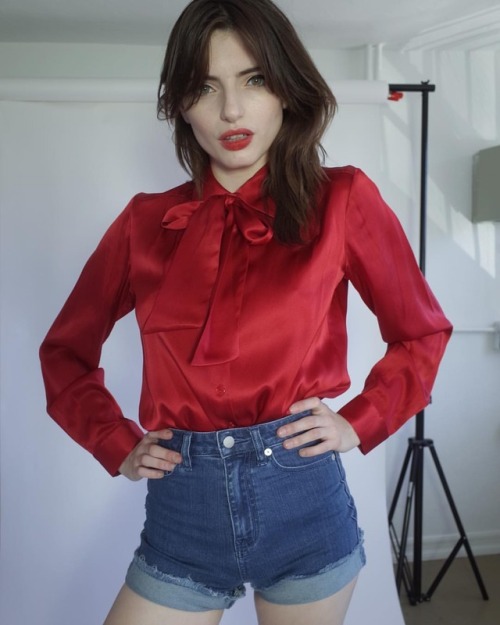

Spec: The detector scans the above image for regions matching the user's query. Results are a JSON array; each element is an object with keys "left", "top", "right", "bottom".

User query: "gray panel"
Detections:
[{"left": 472, "top": 145, "right": 500, "bottom": 222}]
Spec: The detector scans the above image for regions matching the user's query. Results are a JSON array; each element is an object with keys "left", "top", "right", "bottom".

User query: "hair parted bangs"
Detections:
[{"left": 158, "top": 0, "right": 337, "bottom": 244}]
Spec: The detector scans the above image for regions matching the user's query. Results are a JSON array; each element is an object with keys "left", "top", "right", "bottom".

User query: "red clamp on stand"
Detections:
[{"left": 388, "top": 90, "right": 404, "bottom": 101}]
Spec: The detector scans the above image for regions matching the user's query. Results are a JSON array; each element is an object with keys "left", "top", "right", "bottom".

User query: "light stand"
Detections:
[{"left": 387, "top": 82, "right": 489, "bottom": 605}]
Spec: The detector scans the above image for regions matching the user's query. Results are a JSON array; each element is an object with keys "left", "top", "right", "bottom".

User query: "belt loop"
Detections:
[
  {"left": 181, "top": 432, "right": 192, "bottom": 470},
  {"left": 250, "top": 428, "right": 266, "bottom": 466}
]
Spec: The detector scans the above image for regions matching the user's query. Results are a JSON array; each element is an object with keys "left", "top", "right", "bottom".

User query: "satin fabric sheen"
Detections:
[{"left": 40, "top": 166, "right": 452, "bottom": 475}]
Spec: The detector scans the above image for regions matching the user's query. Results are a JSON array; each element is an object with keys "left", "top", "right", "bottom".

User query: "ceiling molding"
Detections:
[{"left": 401, "top": 6, "right": 500, "bottom": 51}]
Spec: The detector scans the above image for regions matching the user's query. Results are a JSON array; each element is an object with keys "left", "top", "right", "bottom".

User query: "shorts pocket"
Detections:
[
  {"left": 268, "top": 442, "right": 334, "bottom": 471},
  {"left": 161, "top": 466, "right": 178, "bottom": 478}
]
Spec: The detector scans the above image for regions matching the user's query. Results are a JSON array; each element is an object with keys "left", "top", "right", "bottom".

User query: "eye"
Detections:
[
  {"left": 199, "top": 83, "right": 215, "bottom": 96},
  {"left": 247, "top": 74, "right": 266, "bottom": 87}
]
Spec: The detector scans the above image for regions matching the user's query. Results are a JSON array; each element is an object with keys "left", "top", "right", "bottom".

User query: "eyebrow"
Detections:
[{"left": 205, "top": 66, "right": 262, "bottom": 81}]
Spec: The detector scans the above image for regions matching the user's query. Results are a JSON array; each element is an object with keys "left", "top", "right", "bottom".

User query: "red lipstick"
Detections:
[{"left": 219, "top": 128, "right": 253, "bottom": 151}]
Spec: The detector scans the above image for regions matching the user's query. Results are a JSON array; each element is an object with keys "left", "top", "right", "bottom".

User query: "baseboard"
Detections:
[{"left": 398, "top": 530, "right": 500, "bottom": 561}]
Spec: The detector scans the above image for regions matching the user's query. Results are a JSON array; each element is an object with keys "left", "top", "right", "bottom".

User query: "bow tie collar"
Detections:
[
  {"left": 163, "top": 192, "right": 274, "bottom": 245},
  {"left": 148, "top": 167, "right": 275, "bottom": 366}
]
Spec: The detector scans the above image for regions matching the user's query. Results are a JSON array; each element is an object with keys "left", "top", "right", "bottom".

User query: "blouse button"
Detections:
[{"left": 215, "top": 384, "right": 226, "bottom": 397}]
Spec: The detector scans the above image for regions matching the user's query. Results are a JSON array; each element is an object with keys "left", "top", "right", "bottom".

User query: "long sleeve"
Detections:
[
  {"left": 338, "top": 169, "right": 452, "bottom": 453},
  {"left": 39, "top": 202, "right": 144, "bottom": 475}
]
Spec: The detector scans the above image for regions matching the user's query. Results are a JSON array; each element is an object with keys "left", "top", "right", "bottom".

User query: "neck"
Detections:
[{"left": 210, "top": 163, "right": 266, "bottom": 193}]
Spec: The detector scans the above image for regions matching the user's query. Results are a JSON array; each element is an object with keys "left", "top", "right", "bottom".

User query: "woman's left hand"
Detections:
[{"left": 277, "top": 397, "right": 361, "bottom": 455}]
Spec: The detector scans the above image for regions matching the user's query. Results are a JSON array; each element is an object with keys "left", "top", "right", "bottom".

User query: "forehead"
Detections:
[{"left": 206, "top": 30, "right": 258, "bottom": 75}]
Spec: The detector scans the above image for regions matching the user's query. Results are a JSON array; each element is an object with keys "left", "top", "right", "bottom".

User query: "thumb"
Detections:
[{"left": 147, "top": 428, "right": 174, "bottom": 441}]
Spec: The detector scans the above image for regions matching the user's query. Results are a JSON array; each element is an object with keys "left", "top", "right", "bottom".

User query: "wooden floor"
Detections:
[{"left": 399, "top": 555, "right": 499, "bottom": 625}]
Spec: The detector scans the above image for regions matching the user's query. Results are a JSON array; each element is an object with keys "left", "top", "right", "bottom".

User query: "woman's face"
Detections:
[{"left": 182, "top": 29, "right": 285, "bottom": 192}]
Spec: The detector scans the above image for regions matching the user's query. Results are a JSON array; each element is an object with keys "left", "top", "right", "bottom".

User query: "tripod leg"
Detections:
[
  {"left": 389, "top": 441, "right": 413, "bottom": 522},
  {"left": 389, "top": 524, "right": 413, "bottom": 595},
  {"left": 395, "top": 444, "right": 418, "bottom": 601},
  {"left": 413, "top": 441, "right": 425, "bottom": 602},
  {"left": 425, "top": 443, "right": 489, "bottom": 600},
  {"left": 425, "top": 538, "right": 464, "bottom": 599}
]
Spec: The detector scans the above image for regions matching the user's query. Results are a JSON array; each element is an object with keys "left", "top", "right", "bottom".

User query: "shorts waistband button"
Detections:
[{"left": 223, "top": 435, "right": 235, "bottom": 449}]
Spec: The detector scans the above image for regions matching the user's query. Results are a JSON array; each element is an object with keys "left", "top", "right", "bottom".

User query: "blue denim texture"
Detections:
[{"left": 126, "top": 410, "right": 365, "bottom": 610}]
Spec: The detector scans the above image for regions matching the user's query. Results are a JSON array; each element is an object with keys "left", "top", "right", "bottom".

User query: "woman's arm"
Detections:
[
  {"left": 279, "top": 169, "right": 452, "bottom": 455},
  {"left": 39, "top": 201, "right": 144, "bottom": 475}
]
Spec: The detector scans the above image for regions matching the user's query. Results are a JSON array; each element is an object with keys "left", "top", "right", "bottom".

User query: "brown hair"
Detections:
[{"left": 158, "top": 0, "right": 337, "bottom": 244}]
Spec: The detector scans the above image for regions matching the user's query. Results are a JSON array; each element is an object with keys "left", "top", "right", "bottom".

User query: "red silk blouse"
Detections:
[{"left": 40, "top": 166, "right": 452, "bottom": 476}]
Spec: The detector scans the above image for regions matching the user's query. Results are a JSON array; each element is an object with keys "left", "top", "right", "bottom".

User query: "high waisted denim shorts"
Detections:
[{"left": 125, "top": 410, "right": 365, "bottom": 611}]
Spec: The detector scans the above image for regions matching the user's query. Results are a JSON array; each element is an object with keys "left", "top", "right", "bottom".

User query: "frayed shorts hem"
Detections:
[
  {"left": 125, "top": 553, "right": 245, "bottom": 611},
  {"left": 254, "top": 536, "right": 366, "bottom": 605},
  {"left": 125, "top": 536, "right": 366, "bottom": 612}
]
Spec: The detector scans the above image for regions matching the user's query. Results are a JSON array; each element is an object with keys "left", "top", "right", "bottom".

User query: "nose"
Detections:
[{"left": 220, "top": 88, "right": 243, "bottom": 123}]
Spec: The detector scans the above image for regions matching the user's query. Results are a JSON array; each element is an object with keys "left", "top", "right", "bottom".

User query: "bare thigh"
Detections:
[
  {"left": 254, "top": 577, "right": 358, "bottom": 625},
  {"left": 103, "top": 585, "right": 224, "bottom": 625}
]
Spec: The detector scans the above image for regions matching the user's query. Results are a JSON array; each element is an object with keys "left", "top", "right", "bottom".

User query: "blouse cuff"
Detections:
[
  {"left": 338, "top": 395, "right": 389, "bottom": 454},
  {"left": 93, "top": 420, "right": 144, "bottom": 476}
]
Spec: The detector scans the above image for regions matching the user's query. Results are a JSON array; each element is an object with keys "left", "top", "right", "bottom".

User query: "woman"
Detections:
[{"left": 39, "top": 1, "right": 452, "bottom": 624}]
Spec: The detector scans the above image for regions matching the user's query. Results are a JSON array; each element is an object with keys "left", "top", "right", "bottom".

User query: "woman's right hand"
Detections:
[{"left": 119, "top": 429, "right": 182, "bottom": 481}]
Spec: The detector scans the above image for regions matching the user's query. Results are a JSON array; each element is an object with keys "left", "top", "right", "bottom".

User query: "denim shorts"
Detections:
[{"left": 125, "top": 410, "right": 365, "bottom": 611}]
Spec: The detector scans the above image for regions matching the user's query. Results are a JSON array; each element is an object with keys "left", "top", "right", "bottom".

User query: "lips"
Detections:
[{"left": 219, "top": 129, "right": 254, "bottom": 151}]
